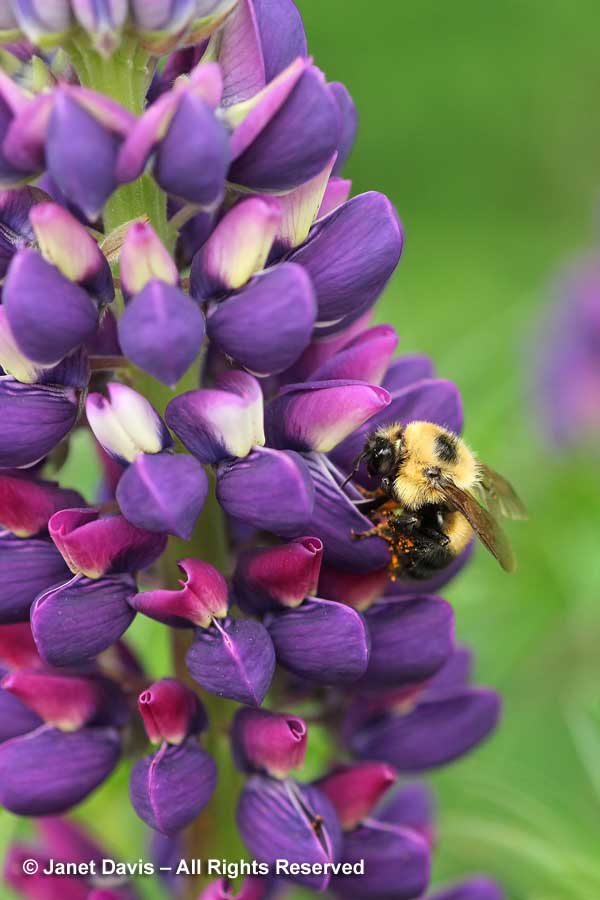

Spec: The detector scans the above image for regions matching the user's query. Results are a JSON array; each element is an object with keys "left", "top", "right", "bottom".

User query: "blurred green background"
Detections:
[
  {"left": 299, "top": 1, "right": 600, "bottom": 898},
  {"left": 4, "top": 2, "right": 600, "bottom": 899}
]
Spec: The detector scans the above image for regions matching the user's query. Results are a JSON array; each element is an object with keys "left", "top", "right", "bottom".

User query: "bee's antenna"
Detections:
[{"left": 340, "top": 451, "right": 367, "bottom": 490}]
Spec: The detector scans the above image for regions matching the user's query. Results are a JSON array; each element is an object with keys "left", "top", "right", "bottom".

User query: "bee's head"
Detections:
[{"left": 355, "top": 425, "right": 405, "bottom": 490}]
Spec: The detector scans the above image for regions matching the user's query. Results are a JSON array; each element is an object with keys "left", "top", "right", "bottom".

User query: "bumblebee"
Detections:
[{"left": 345, "top": 421, "right": 525, "bottom": 580}]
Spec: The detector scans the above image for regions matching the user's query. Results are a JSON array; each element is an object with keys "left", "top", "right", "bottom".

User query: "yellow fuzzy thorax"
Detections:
[{"left": 377, "top": 421, "right": 480, "bottom": 510}]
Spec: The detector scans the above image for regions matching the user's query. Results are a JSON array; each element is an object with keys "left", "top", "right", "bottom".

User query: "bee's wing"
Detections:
[
  {"left": 477, "top": 463, "right": 527, "bottom": 521},
  {"left": 441, "top": 479, "right": 517, "bottom": 573}
]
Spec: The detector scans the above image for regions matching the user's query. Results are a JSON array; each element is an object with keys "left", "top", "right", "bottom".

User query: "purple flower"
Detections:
[
  {"left": 237, "top": 777, "right": 342, "bottom": 890},
  {"left": 345, "top": 646, "right": 502, "bottom": 772},
  {"left": 130, "top": 737, "right": 217, "bottom": 835}
]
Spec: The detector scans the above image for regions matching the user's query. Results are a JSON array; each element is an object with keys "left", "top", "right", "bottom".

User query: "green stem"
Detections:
[{"left": 67, "top": 35, "right": 245, "bottom": 896}]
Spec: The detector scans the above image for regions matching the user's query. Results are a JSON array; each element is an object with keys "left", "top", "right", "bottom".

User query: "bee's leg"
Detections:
[
  {"left": 351, "top": 522, "right": 389, "bottom": 541},
  {"left": 351, "top": 493, "right": 391, "bottom": 515}
]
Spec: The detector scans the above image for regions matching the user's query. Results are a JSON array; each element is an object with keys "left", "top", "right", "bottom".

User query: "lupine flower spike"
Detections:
[{"left": 0, "top": 2, "right": 507, "bottom": 899}]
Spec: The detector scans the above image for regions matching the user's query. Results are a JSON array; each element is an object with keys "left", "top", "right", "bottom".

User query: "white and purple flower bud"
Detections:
[
  {"left": 71, "top": 0, "right": 127, "bottom": 58},
  {"left": 166, "top": 370, "right": 265, "bottom": 464},
  {"left": 119, "top": 221, "right": 179, "bottom": 297},
  {"left": 130, "top": 557, "right": 229, "bottom": 628},
  {"left": 11, "top": 0, "right": 72, "bottom": 48},
  {"left": 86, "top": 382, "right": 173, "bottom": 465},
  {"left": 30, "top": 202, "right": 114, "bottom": 304},
  {"left": 236, "top": 777, "right": 342, "bottom": 892},
  {"left": 1, "top": 669, "right": 108, "bottom": 732},
  {"left": 0, "top": 725, "right": 121, "bottom": 815},
  {"left": 186, "top": 617, "right": 275, "bottom": 706},
  {"left": 31, "top": 572, "right": 137, "bottom": 668},
  {"left": 48, "top": 507, "right": 167, "bottom": 579},
  {"left": 231, "top": 707, "right": 307, "bottom": 778},
  {"left": 138, "top": 678, "right": 207, "bottom": 746},
  {"left": 130, "top": 0, "right": 196, "bottom": 53},
  {"left": 233, "top": 536, "right": 323, "bottom": 614},
  {"left": 3, "top": 248, "right": 99, "bottom": 367},
  {"left": 0, "top": 472, "right": 83, "bottom": 537},
  {"left": 191, "top": 197, "right": 282, "bottom": 299},
  {"left": 317, "top": 763, "right": 397, "bottom": 831},
  {"left": 129, "top": 737, "right": 217, "bottom": 835}
]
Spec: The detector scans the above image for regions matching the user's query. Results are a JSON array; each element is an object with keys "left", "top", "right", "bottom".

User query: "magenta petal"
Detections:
[
  {"left": 266, "top": 597, "right": 370, "bottom": 685},
  {"left": 129, "top": 738, "right": 217, "bottom": 835},
  {"left": 318, "top": 176, "right": 352, "bottom": 218},
  {"left": 0, "top": 534, "right": 70, "bottom": 623},
  {"left": 0, "top": 474, "right": 83, "bottom": 538},
  {"left": 31, "top": 574, "right": 136, "bottom": 667},
  {"left": 289, "top": 192, "right": 403, "bottom": 325},
  {"left": 229, "top": 66, "right": 340, "bottom": 192},
  {"left": 266, "top": 380, "right": 390, "bottom": 453},
  {"left": 237, "top": 777, "right": 342, "bottom": 891},
  {"left": 47, "top": 92, "right": 121, "bottom": 221},
  {"left": 216, "top": 448, "right": 315, "bottom": 538},
  {"left": 231, "top": 707, "right": 307, "bottom": 778},
  {"left": 154, "top": 91, "right": 230, "bottom": 205},
  {"left": 331, "top": 379, "right": 464, "bottom": 483},
  {"left": 309, "top": 325, "right": 399, "bottom": 385},
  {"left": 318, "top": 565, "right": 389, "bottom": 612},
  {"left": 49, "top": 509, "right": 167, "bottom": 578},
  {"left": 129, "top": 557, "right": 229, "bottom": 629},
  {"left": 317, "top": 763, "right": 397, "bottom": 831},
  {"left": 118, "top": 281, "right": 205, "bottom": 387},
  {"left": 4, "top": 249, "right": 99, "bottom": 366},
  {"left": 138, "top": 678, "right": 206, "bottom": 745},
  {"left": 233, "top": 536, "right": 323, "bottom": 613},
  {"left": 116, "top": 452, "right": 208, "bottom": 540},
  {"left": 360, "top": 597, "right": 455, "bottom": 690},
  {"left": 206, "top": 264, "right": 317, "bottom": 375},
  {"left": 1, "top": 669, "right": 107, "bottom": 731},
  {"left": 0, "top": 724, "right": 120, "bottom": 815},
  {"left": 186, "top": 617, "right": 275, "bottom": 706}
]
